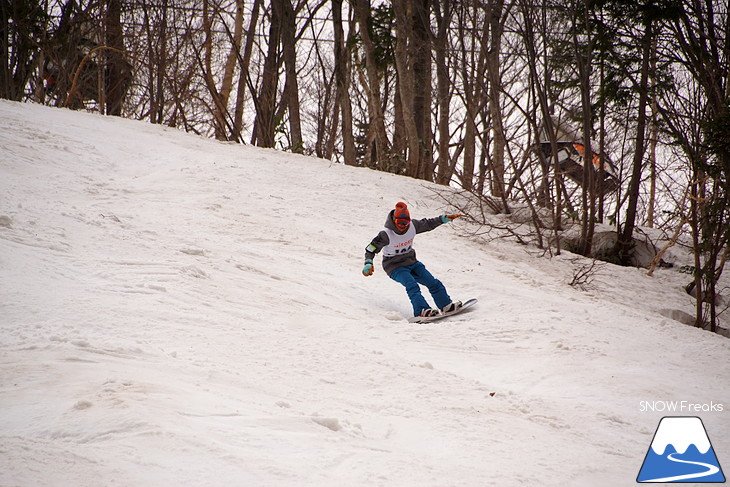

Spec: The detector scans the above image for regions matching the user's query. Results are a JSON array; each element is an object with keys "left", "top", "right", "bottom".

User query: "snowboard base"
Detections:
[{"left": 408, "top": 298, "right": 478, "bottom": 324}]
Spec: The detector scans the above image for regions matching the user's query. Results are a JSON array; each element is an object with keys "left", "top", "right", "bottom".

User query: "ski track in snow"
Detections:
[{"left": 1, "top": 101, "right": 729, "bottom": 486}]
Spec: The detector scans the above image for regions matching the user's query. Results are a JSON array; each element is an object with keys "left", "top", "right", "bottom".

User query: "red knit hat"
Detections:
[
  {"left": 394, "top": 201, "right": 410, "bottom": 220},
  {"left": 393, "top": 202, "right": 410, "bottom": 230}
]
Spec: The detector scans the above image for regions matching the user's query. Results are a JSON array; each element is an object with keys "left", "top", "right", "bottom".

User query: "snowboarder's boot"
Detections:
[
  {"left": 441, "top": 301, "right": 463, "bottom": 314},
  {"left": 419, "top": 308, "right": 440, "bottom": 318}
]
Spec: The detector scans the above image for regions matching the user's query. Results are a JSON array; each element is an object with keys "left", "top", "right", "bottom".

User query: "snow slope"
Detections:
[{"left": 1, "top": 100, "right": 728, "bottom": 486}]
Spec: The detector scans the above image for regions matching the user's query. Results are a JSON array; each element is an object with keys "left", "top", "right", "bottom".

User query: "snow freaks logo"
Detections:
[{"left": 637, "top": 417, "right": 726, "bottom": 483}]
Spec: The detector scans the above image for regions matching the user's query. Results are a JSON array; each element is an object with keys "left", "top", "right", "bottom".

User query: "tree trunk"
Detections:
[
  {"left": 0, "top": 2, "right": 10, "bottom": 99},
  {"left": 575, "top": 1, "right": 595, "bottom": 256},
  {"left": 275, "top": 0, "right": 303, "bottom": 152},
  {"left": 333, "top": 0, "right": 356, "bottom": 165},
  {"left": 353, "top": 0, "right": 389, "bottom": 166},
  {"left": 433, "top": 0, "right": 452, "bottom": 184},
  {"left": 211, "top": 0, "right": 244, "bottom": 140},
  {"left": 646, "top": 37, "right": 659, "bottom": 227},
  {"left": 486, "top": 0, "right": 506, "bottom": 197},
  {"left": 412, "top": 0, "right": 432, "bottom": 181},
  {"left": 104, "top": 0, "right": 128, "bottom": 116},
  {"left": 253, "top": 3, "right": 281, "bottom": 148},
  {"left": 614, "top": 22, "right": 652, "bottom": 265},
  {"left": 233, "top": 0, "right": 261, "bottom": 141},
  {"left": 518, "top": 0, "right": 563, "bottom": 251},
  {"left": 139, "top": 0, "right": 168, "bottom": 124},
  {"left": 393, "top": 0, "right": 421, "bottom": 179},
  {"left": 201, "top": 0, "right": 230, "bottom": 139}
]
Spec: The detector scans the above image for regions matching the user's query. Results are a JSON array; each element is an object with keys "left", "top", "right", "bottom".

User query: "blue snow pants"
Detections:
[{"left": 390, "top": 261, "right": 451, "bottom": 316}]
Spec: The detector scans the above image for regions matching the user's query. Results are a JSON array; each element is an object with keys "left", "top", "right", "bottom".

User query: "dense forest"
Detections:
[{"left": 2, "top": 0, "right": 728, "bottom": 334}]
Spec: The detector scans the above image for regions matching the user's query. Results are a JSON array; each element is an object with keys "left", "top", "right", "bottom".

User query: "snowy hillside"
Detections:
[{"left": 1, "top": 100, "right": 728, "bottom": 487}]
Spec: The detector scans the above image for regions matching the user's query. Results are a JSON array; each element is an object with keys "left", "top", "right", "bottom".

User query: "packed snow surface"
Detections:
[{"left": 1, "top": 100, "right": 728, "bottom": 486}]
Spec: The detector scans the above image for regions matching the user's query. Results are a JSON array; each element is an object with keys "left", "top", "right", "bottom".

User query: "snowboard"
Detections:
[{"left": 408, "top": 298, "right": 478, "bottom": 324}]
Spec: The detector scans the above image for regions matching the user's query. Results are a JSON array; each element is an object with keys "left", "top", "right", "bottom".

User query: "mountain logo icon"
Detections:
[{"left": 637, "top": 416, "right": 726, "bottom": 483}]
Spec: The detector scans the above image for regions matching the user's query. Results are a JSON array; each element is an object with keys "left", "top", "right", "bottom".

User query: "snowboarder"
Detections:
[{"left": 362, "top": 201, "right": 462, "bottom": 319}]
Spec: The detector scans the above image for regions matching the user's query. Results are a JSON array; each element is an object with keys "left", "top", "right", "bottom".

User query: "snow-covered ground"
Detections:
[{"left": 1, "top": 100, "right": 728, "bottom": 486}]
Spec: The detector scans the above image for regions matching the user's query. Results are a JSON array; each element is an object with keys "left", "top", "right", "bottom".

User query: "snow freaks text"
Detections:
[{"left": 639, "top": 401, "right": 724, "bottom": 413}]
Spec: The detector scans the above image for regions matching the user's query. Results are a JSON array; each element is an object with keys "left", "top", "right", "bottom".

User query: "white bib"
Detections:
[{"left": 382, "top": 224, "right": 416, "bottom": 257}]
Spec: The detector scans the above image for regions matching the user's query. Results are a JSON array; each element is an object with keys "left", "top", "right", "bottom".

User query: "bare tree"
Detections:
[
  {"left": 484, "top": 0, "right": 508, "bottom": 198},
  {"left": 214, "top": 0, "right": 245, "bottom": 140},
  {"left": 613, "top": 5, "right": 654, "bottom": 265},
  {"left": 138, "top": 0, "right": 169, "bottom": 124},
  {"left": 453, "top": 4, "right": 485, "bottom": 191},
  {"left": 573, "top": 0, "right": 597, "bottom": 256},
  {"left": 431, "top": 0, "right": 449, "bottom": 185},
  {"left": 658, "top": 0, "right": 730, "bottom": 333},
  {"left": 352, "top": 0, "right": 390, "bottom": 167},
  {"left": 275, "top": 0, "right": 303, "bottom": 152},
  {"left": 1, "top": 0, "right": 48, "bottom": 101},
  {"left": 332, "top": 0, "right": 356, "bottom": 165},
  {"left": 233, "top": 0, "right": 262, "bottom": 140},
  {"left": 253, "top": 2, "right": 281, "bottom": 148},
  {"left": 392, "top": 0, "right": 421, "bottom": 179},
  {"left": 103, "top": 0, "right": 130, "bottom": 116}
]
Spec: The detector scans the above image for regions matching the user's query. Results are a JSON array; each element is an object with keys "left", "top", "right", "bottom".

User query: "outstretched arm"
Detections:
[{"left": 412, "top": 214, "right": 462, "bottom": 234}]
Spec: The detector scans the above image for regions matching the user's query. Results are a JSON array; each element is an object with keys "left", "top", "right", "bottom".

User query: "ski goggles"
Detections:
[{"left": 395, "top": 218, "right": 410, "bottom": 230}]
